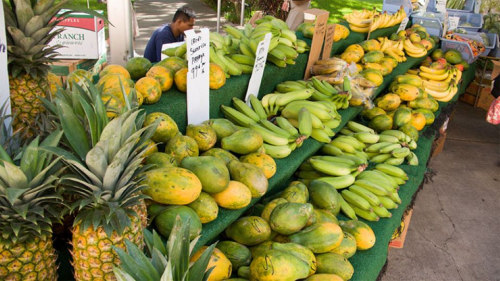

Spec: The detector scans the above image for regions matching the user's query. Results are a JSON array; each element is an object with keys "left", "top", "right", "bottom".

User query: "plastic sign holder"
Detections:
[
  {"left": 185, "top": 28, "right": 210, "bottom": 125},
  {"left": 322, "top": 24, "right": 336, "bottom": 60},
  {"left": 303, "top": 9, "right": 330, "bottom": 80},
  {"left": 448, "top": 16, "right": 460, "bottom": 31},
  {"left": 245, "top": 33, "right": 272, "bottom": 103},
  {"left": 397, "top": 17, "right": 410, "bottom": 33},
  {"left": 435, "top": 0, "right": 447, "bottom": 13},
  {"left": 0, "top": 2, "right": 11, "bottom": 119}
]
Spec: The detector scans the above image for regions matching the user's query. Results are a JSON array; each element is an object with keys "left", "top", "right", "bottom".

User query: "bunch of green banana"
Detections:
[
  {"left": 223, "top": 16, "right": 310, "bottom": 68},
  {"left": 335, "top": 122, "right": 419, "bottom": 166},
  {"left": 221, "top": 96, "right": 309, "bottom": 158},
  {"left": 338, "top": 166, "right": 408, "bottom": 221}
]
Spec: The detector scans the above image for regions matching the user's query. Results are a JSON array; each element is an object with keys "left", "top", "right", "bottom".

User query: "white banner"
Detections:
[
  {"left": 185, "top": 28, "right": 210, "bottom": 125},
  {"left": 0, "top": 2, "right": 12, "bottom": 121}
]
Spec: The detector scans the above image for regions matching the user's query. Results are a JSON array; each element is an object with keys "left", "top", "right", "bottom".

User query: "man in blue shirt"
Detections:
[{"left": 144, "top": 6, "right": 196, "bottom": 63}]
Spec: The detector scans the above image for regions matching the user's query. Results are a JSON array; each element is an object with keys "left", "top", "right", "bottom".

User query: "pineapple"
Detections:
[
  {"left": 0, "top": 105, "right": 65, "bottom": 281},
  {"left": 4, "top": 0, "right": 71, "bottom": 136},
  {"left": 45, "top": 82, "right": 158, "bottom": 280},
  {"left": 113, "top": 217, "right": 216, "bottom": 281}
]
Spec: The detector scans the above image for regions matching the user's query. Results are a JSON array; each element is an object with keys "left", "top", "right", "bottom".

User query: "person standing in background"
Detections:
[
  {"left": 282, "top": 0, "right": 311, "bottom": 31},
  {"left": 143, "top": 6, "right": 196, "bottom": 63}
]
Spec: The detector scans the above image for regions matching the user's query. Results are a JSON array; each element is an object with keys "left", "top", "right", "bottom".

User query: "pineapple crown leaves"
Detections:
[
  {"left": 113, "top": 217, "right": 216, "bottom": 281},
  {"left": 5, "top": 0, "right": 110, "bottom": 78},
  {"left": 0, "top": 129, "right": 68, "bottom": 245}
]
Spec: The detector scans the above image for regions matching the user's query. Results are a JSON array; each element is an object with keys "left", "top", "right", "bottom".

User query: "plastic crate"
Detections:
[
  {"left": 440, "top": 33, "right": 484, "bottom": 63},
  {"left": 465, "top": 31, "right": 498, "bottom": 56},
  {"left": 383, "top": 0, "right": 413, "bottom": 16},
  {"left": 411, "top": 12, "right": 446, "bottom": 36},
  {"left": 447, "top": 11, "right": 483, "bottom": 32},
  {"left": 427, "top": 0, "right": 475, "bottom": 12}
]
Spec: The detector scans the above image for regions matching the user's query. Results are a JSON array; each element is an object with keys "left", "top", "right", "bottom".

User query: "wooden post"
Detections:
[
  {"left": 303, "top": 9, "right": 330, "bottom": 80},
  {"left": 322, "top": 24, "right": 336, "bottom": 60}
]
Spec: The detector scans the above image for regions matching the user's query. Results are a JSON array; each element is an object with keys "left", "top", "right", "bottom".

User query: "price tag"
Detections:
[
  {"left": 303, "top": 9, "right": 330, "bottom": 80},
  {"left": 321, "top": 25, "right": 336, "bottom": 60},
  {"left": 448, "top": 16, "right": 460, "bottom": 31},
  {"left": 397, "top": 17, "right": 409, "bottom": 33},
  {"left": 0, "top": 3, "right": 11, "bottom": 120},
  {"left": 245, "top": 32, "right": 272, "bottom": 102},
  {"left": 185, "top": 28, "right": 210, "bottom": 125},
  {"left": 436, "top": 0, "right": 446, "bottom": 13},
  {"left": 442, "top": 12, "right": 449, "bottom": 37}
]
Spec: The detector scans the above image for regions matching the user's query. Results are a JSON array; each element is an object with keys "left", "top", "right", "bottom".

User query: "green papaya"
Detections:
[
  {"left": 413, "top": 108, "right": 435, "bottom": 125},
  {"left": 339, "top": 220, "right": 376, "bottom": 250},
  {"left": 227, "top": 160, "right": 268, "bottom": 198},
  {"left": 289, "top": 222, "right": 343, "bottom": 254},
  {"left": 313, "top": 209, "right": 339, "bottom": 225},
  {"left": 164, "top": 135, "right": 199, "bottom": 164},
  {"left": 261, "top": 198, "right": 288, "bottom": 222},
  {"left": 221, "top": 128, "right": 263, "bottom": 155},
  {"left": 249, "top": 241, "right": 274, "bottom": 258},
  {"left": 181, "top": 156, "right": 230, "bottom": 193},
  {"left": 187, "top": 192, "right": 218, "bottom": 223},
  {"left": 203, "top": 118, "right": 237, "bottom": 144},
  {"left": 145, "top": 152, "right": 178, "bottom": 169},
  {"left": 250, "top": 249, "right": 310, "bottom": 281},
  {"left": 361, "top": 50, "right": 384, "bottom": 63},
  {"left": 216, "top": 241, "right": 252, "bottom": 271},
  {"left": 237, "top": 266, "right": 251, "bottom": 279},
  {"left": 329, "top": 232, "right": 357, "bottom": 258},
  {"left": 315, "top": 252, "right": 354, "bottom": 281},
  {"left": 152, "top": 205, "right": 202, "bottom": 240},
  {"left": 399, "top": 124, "right": 419, "bottom": 142},
  {"left": 271, "top": 242, "right": 317, "bottom": 277},
  {"left": 279, "top": 181, "right": 309, "bottom": 203},
  {"left": 201, "top": 147, "right": 239, "bottom": 164},
  {"left": 308, "top": 180, "right": 341, "bottom": 215},
  {"left": 393, "top": 107, "right": 412, "bottom": 129},
  {"left": 361, "top": 107, "right": 386, "bottom": 120},
  {"left": 305, "top": 274, "right": 343, "bottom": 281},
  {"left": 226, "top": 216, "right": 272, "bottom": 246},
  {"left": 269, "top": 202, "right": 314, "bottom": 235}
]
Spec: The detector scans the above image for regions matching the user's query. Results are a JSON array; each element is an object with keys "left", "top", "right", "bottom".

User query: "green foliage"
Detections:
[{"left": 310, "top": 0, "right": 383, "bottom": 24}]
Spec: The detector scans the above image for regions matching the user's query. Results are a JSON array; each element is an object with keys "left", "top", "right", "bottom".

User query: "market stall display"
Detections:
[{"left": 2, "top": 3, "right": 483, "bottom": 280}]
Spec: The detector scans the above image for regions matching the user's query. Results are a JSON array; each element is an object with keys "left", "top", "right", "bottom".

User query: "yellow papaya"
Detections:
[
  {"left": 142, "top": 167, "right": 202, "bottom": 205},
  {"left": 340, "top": 51, "right": 362, "bottom": 64},
  {"left": 393, "top": 83, "right": 420, "bottom": 101},
  {"left": 361, "top": 50, "right": 384, "bottom": 63},
  {"left": 359, "top": 39, "right": 381, "bottom": 52},
  {"left": 376, "top": 93, "right": 401, "bottom": 111}
]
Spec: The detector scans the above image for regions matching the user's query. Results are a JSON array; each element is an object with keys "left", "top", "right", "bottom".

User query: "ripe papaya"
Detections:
[
  {"left": 376, "top": 93, "right": 401, "bottom": 111},
  {"left": 271, "top": 242, "right": 317, "bottom": 277},
  {"left": 261, "top": 198, "right": 288, "bottom": 222},
  {"left": 227, "top": 160, "right": 268, "bottom": 198},
  {"left": 144, "top": 112, "right": 180, "bottom": 144},
  {"left": 304, "top": 274, "right": 343, "bottom": 281},
  {"left": 340, "top": 51, "right": 362, "bottom": 64},
  {"left": 187, "top": 191, "right": 219, "bottom": 223},
  {"left": 145, "top": 152, "right": 178, "bottom": 169},
  {"left": 142, "top": 167, "right": 202, "bottom": 205},
  {"left": 190, "top": 247, "right": 232, "bottom": 281},
  {"left": 410, "top": 112, "right": 427, "bottom": 131},
  {"left": 361, "top": 50, "right": 384, "bottom": 63},
  {"left": 226, "top": 216, "right": 272, "bottom": 246},
  {"left": 344, "top": 44, "right": 365, "bottom": 56},
  {"left": 359, "top": 39, "right": 381, "bottom": 52},
  {"left": 329, "top": 232, "right": 357, "bottom": 258},
  {"left": 339, "top": 220, "right": 376, "bottom": 250},
  {"left": 250, "top": 249, "right": 310, "bottom": 281},
  {"left": 186, "top": 124, "right": 217, "bottom": 152},
  {"left": 413, "top": 108, "right": 435, "bottom": 125},
  {"left": 359, "top": 69, "right": 383, "bottom": 86},
  {"left": 249, "top": 241, "right": 273, "bottom": 259},
  {"left": 211, "top": 181, "right": 252, "bottom": 210},
  {"left": 181, "top": 156, "right": 230, "bottom": 193},
  {"left": 393, "top": 83, "right": 420, "bottom": 101},
  {"left": 164, "top": 135, "right": 199, "bottom": 164},
  {"left": 407, "top": 97, "right": 438, "bottom": 112},
  {"left": 201, "top": 148, "right": 238, "bottom": 164},
  {"left": 364, "top": 62, "right": 391, "bottom": 76},
  {"left": 240, "top": 152, "right": 277, "bottom": 179}
]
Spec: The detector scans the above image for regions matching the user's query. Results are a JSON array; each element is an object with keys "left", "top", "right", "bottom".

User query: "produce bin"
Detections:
[
  {"left": 427, "top": 0, "right": 475, "bottom": 12},
  {"left": 440, "top": 33, "right": 484, "bottom": 63},
  {"left": 447, "top": 11, "right": 483, "bottom": 32},
  {"left": 465, "top": 31, "right": 498, "bottom": 56},
  {"left": 382, "top": 0, "right": 413, "bottom": 16},
  {"left": 411, "top": 12, "right": 446, "bottom": 36}
]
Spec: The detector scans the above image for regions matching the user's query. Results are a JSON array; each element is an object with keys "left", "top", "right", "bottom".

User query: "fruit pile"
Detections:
[
  {"left": 139, "top": 111, "right": 283, "bottom": 235},
  {"left": 344, "top": 6, "right": 407, "bottom": 33},
  {"left": 443, "top": 32, "right": 486, "bottom": 58},
  {"left": 297, "top": 22, "right": 350, "bottom": 42},
  {"left": 209, "top": 179, "right": 377, "bottom": 280}
]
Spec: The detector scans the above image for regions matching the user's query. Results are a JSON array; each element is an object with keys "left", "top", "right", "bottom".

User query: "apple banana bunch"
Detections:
[
  {"left": 334, "top": 122, "right": 419, "bottom": 166},
  {"left": 381, "top": 37, "right": 407, "bottom": 63},
  {"left": 403, "top": 38, "right": 427, "bottom": 58},
  {"left": 344, "top": 8, "right": 378, "bottom": 33},
  {"left": 339, "top": 166, "right": 408, "bottom": 221},
  {"left": 419, "top": 66, "right": 462, "bottom": 102}
]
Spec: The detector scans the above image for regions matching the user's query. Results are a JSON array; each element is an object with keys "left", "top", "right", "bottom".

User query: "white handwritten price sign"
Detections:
[
  {"left": 397, "top": 17, "right": 409, "bottom": 33},
  {"left": 185, "top": 28, "right": 210, "bottom": 125},
  {"left": 245, "top": 32, "right": 272, "bottom": 102},
  {"left": 436, "top": 0, "right": 447, "bottom": 13},
  {"left": 448, "top": 16, "right": 460, "bottom": 31},
  {"left": 0, "top": 2, "right": 11, "bottom": 119}
]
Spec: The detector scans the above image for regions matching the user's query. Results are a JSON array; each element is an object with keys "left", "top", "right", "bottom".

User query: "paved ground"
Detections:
[{"left": 132, "top": 1, "right": 500, "bottom": 280}]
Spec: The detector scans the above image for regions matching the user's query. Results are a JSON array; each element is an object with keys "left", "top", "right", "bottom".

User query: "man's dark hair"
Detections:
[{"left": 173, "top": 6, "right": 196, "bottom": 22}]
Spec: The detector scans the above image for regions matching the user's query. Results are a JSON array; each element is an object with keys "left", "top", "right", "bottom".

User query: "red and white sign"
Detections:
[{"left": 48, "top": 10, "right": 106, "bottom": 59}]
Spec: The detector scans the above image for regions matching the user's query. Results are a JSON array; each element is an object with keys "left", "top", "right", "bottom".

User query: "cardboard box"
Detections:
[
  {"left": 389, "top": 209, "right": 413, "bottom": 249},
  {"left": 431, "top": 132, "right": 447, "bottom": 157},
  {"left": 50, "top": 54, "right": 106, "bottom": 82},
  {"left": 462, "top": 82, "right": 496, "bottom": 110},
  {"left": 48, "top": 10, "right": 106, "bottom": 59}
]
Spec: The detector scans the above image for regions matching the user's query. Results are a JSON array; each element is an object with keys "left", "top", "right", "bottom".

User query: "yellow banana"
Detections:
[
  {"left": 422, "top": 80, "right": 450, "bottom": 92},
  {"left": 419, "top": 69, "right": 450, "bottom": 81},
  {"left": 349, "top": 24, "right": 370, "bottom": 33},
  {"left": 419, "top": 65, "right": 447, "bottom": 75}
]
